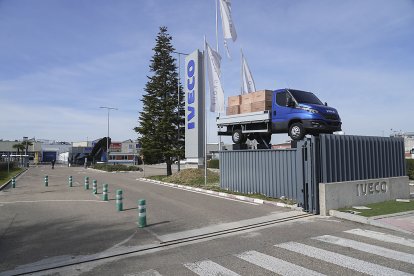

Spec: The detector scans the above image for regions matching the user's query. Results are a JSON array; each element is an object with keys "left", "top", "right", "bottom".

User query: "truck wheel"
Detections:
[
  {"left": 289, "top": 123, "right": 305, "bottom": 140},
  {"left": 232, "top": 129, "right": 246, "bottom": 144}
]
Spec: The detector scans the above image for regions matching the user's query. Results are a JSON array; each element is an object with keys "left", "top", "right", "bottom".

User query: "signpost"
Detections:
[{"left": 184, "top": 50, "right": 205, "bottom": 167}]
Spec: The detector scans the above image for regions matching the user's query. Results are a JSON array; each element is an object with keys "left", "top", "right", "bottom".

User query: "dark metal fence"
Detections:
[
  {"left": 317, "top": 134, "right": 406, "bottom": 183},
  {"left": 219, "top": 134, "right": 406, "bottom": 214},
  {"left": 220, "top": 149, "right": 301, "bottom": 201}
]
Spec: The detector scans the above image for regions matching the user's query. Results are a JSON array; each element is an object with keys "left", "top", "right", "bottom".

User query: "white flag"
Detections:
[
  {"left": 219, "top": 0, "right": 237, "bottom": 58},
  {"left": 223, "top": 40, "right": 231, "bottom": 59},
  {"left": 241, "top": 50, "right": 256, "bottom": 94},
  {"left": 205, "top": 41, "right": 225, "bottom": 113}
]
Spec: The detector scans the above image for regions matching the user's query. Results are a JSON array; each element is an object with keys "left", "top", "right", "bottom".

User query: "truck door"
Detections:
[{"left": 272, "top": 90, "right": 292, "bottom": 132}]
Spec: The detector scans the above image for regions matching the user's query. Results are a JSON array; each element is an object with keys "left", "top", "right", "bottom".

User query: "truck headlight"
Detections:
[{"left": 298, "top": 106, "right": 319, "bottom": 114}]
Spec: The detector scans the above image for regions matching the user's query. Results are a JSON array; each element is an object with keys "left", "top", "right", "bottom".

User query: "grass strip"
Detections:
[
  {"left": 0, "top": 168, "right": 24, "bottom": 186},
  {"left": 148, "top": 168, "right": 295, "bottom": 205},
  {"left": 338, "top": 200, "right": 414, "bottom": 217}
]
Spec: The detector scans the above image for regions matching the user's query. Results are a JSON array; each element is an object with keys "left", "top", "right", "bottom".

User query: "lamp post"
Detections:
[
  {"left": 172, "top": 51, "right": 188, "bottom": 172},
  {"left": 100, "top": 106, "right": 118, "bottom": 163},
  {"left": 23, "top": 136, "right": 28, "bottom": 168}
]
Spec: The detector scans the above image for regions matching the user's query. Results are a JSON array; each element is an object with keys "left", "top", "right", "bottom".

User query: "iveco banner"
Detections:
[{"left": 185, "top": 50, "right": 205, "bottom": 163}]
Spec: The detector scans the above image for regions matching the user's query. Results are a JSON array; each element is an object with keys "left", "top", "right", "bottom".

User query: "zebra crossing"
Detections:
[{"left": 135, "top": 228, "right": 414, "bottom": 276}]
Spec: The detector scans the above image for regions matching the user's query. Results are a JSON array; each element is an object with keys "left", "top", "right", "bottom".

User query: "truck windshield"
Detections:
[{"left": 289, "top": 90, "right": 323, "bottom": 105}]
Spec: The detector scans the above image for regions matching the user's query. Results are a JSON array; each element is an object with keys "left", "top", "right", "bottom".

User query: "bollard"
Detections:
[
  {"left": 138, "top": 199, "right": 147, "bottom": 228},
  {"left": 12, "top": 177, "right": 16, "bottom": 188},
  {"left": 92, "top": 179, "right": 97, "bottom": 194},
  {"left": 44, "top": 175, "right": 48, "bottom": 187},
  {"left": 84, "top": 176, "right": 89, "bottom": 190},
  {"left": 68, "top": 176, "right": 73, "bottom": 187},
  {"left": 116, "top": 190, "right": 123, "bottom": 212},
  {"left": 102, "top": 184, "right": 108, "bottom": 201}
]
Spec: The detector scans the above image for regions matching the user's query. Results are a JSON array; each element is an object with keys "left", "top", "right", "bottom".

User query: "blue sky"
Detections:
[{"left": 0, "top": 0, "right": 413, "bottom": 144}]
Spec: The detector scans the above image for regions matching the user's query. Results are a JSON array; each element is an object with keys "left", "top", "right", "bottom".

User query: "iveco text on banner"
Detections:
[{"left": 185, "top": 50, "right": 205, "bottom": 161}]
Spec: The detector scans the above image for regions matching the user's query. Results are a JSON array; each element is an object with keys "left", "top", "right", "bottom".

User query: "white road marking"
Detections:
[
  {"left": 276, "top": 242, "right": 411, "bottom": 276},
  {"left": 313, "top": 235, "right": 414, "bottom": 264},
  {"left": 184, "top": 260, "right": 240, "bottom": 276},
  {"left": 236, "top": 250, "right": 324, "bottom": 276},
  {"left": 0, "top": 200, "right": 106, "bottom": 204},
  {"left": 125, "top": 269, "right": 163, "bottom": 276},
  {"left": 344, "top": 228, "right": 414, "bottom": 248}
]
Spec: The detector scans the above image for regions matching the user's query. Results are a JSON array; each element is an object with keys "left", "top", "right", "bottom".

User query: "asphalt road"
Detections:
[
  {"left": 1, "top": 165, "right": 413, "bottom": 275},
  {"left": 0, "top": 165, "right": 284, "bottom": 274}
]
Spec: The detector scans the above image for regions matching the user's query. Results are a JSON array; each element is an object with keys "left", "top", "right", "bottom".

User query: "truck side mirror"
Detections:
[{"left": 324, "top": 102, "right": 328, "bottom": 106}]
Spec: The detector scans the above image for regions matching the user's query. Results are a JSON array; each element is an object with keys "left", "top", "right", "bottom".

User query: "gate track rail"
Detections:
[{"left": 5, "top": 213, "right": 313, "bottom": 276}]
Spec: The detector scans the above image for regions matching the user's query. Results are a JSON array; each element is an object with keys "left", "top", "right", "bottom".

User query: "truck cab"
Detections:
[{"left": 272, "top": 89, "right": 341, "bottom": 140}]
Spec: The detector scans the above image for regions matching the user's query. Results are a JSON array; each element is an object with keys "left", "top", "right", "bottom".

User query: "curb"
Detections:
[
  {"left": 0, "top": 168, "right": 29, "bottom": 191},
  {"left": 138, "top": 178, "right": 299, "bottom": 210},
  {"left": 86, "top": 168, "right": 143, "bottom": 174},
  {"left": 329, "top": 210, "right": 414, "bottom": 235}
]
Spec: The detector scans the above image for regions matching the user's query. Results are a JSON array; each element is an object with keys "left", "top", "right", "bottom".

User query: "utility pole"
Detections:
[
  {"left": 23, "top": 136, "right": 28, "bottom": 168},
  {"left": 100, "top": 106, "right": 118, "bottom": 164}
]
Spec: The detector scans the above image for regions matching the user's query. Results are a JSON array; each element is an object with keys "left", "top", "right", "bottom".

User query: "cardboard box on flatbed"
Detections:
[
  {"left": 252, "top": 90, "right": 272, "bottom": 102},
  {"left": 226, "top": 105, "right": 240, "bottom": 115},
  {"left": 251, "top": 100, "right": 272, "bottom": 112},
  {"left": 240, "top": 103, "right": 252, "bottom": 114},
  {"left": 241, "top": 93, "right": 253, "bottom": 104},
  {"left": 228, "top": 95, "right": 242, "bottom": 106}
]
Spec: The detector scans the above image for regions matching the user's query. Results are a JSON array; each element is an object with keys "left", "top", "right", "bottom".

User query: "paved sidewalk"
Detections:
[
  {"left": 330, "top": 210, "right": 414, "bottom": 235},
  {"left": 374, "top": 212, "right": 414, "bottom": 234}
]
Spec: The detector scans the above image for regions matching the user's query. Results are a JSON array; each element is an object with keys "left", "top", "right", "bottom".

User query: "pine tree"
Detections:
[{"left": 135, "top": 26, "right": 184, "bottom": 176}]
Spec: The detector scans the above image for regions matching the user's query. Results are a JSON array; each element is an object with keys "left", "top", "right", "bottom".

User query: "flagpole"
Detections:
[
  {"left": 216, "top": 0, "right": 222, "bottom": 153},
  {"left": 215, "top": 0, "right": 219, "bottom": 52},
  {"left": 204, "top": 36, "right": 208, "bottom": 187},
  {"left": 240, "top": 48, "right": 243, "bottom": 94}
]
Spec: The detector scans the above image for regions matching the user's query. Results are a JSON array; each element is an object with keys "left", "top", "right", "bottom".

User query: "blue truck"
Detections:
[{"left": 216, "top": 88, "right": 342, "bottom": 144}]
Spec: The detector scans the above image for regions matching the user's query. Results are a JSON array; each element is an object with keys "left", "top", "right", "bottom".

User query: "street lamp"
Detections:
[
  {"left": 173, "top": 51, "right": 188, "bottom": 172},
  {"left": 100, "top": 106, "right": 118, "bottom": 163},
  {"left": 23, "top": 136, "right": 28, "bottom": 168}
]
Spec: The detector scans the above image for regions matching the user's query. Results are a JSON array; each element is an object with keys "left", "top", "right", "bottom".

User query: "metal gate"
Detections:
[
  {"left": 220, "top": 139, "right": 318, "bottom": 214},
  {"left": 297, "top": 139, "right": 318, "bottom": 213}
]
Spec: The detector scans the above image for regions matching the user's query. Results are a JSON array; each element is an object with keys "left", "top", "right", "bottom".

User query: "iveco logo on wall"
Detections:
[{"left": 185, "top": 50, "right": 205, "bottom": 161}]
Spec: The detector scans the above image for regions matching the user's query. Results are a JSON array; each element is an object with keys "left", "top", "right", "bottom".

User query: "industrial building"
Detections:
[{"left": 0, "top": 138, "right": 141, "bottom": 166}]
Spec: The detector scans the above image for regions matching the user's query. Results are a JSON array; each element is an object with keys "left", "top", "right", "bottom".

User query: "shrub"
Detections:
[
  {"left": 208, "top": 159, "right": 219, "bottom": 169},
  {"left": 93, "top": 163, "right": 142, "bottom": 172},
  {"left": 407, "top": 159, "right": 414, "bottom": 180},
  {"left": 160, "top": 168, "right": 220, "bottom": 185},
  {"left": 0, "top": 162, "right": 16, "bottom": 171}
]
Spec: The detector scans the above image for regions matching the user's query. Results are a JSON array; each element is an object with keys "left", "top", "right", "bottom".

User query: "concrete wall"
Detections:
[{"left": 319, "top": 176, "right": 409, "bottom": 216}]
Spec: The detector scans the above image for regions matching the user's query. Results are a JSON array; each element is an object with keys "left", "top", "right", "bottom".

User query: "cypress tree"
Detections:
[{"left": 135, "top": 26, "right": 184, "bottom": 176}]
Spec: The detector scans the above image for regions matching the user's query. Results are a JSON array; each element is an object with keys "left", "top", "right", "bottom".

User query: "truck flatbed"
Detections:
[{"left": 216, "top": 111, "right": 271, "bottom": 126}]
